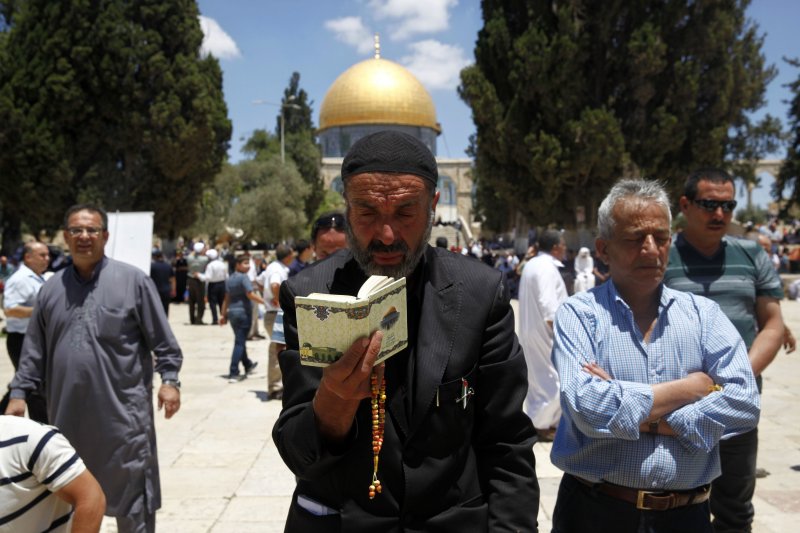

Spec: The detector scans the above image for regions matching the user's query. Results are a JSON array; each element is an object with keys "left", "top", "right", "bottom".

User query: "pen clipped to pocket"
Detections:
[{"left": 435, "top": 368, "right": 476, "bottom": 409}]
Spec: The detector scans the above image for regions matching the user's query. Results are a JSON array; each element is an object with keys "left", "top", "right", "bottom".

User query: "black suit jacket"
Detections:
[{"left": 273, "top": 246, "right": 539, "bottom": 532}]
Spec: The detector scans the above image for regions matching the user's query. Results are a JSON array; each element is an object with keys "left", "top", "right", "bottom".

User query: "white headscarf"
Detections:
[{"left": 575, "top": 247, "right": 594, "bottom": 274}]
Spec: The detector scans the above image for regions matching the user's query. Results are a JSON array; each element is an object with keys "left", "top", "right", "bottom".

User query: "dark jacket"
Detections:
[{"left": 273, "top": 246, "right": 539, "bottom": 532}]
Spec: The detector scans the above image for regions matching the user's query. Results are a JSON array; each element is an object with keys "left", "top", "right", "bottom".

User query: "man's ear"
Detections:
[
  {"left": 595, "top": 237, "right": 609, "bottom": 263},
  {"left": 678, "top": 195, "right": 690, "bottom": 214}
]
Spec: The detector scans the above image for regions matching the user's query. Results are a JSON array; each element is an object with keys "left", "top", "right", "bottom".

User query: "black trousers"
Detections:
[
  {"left": 174, "top": 272, "right": 188, "bottom": 302},
  {"left": 711, "top": 427, "right": 758, "bottom": 533},
  {"left": 552, "top": 474, "right": 712, "bottom": 533},
  {"left": 0, "top": 332, "right": 48, "bottom": 422},
  {"left": 187, "top": 277, "right": 205, "bottom": 324},
  {"left": 207, "top": 281, "right": 226, "bottom": 324},
  {"left": 158, "top": 291, "right": 171, "bottom": 317}
]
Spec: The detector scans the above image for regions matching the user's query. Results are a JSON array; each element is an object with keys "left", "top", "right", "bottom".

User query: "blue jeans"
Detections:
[{"left": 228, "top": 308, "right": 254, "bottom": 376}]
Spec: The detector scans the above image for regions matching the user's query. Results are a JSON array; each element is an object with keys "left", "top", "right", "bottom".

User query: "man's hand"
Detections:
[
  {"left": 4, "top": 398, "right": 26, "bottom": 416},
  {"left": 784, "top": 325, "right": 796, "bottom": 354},
  {"left": 680, "top": 371, "right": 716, "bottom": 400},
  {"left": 582, "top": 362, "right": 611, "bottom": 380},
  {"left": 157, "top": 385, "right": 181, "bottom": 419},
  {"left": 313, "top": 331, "right": 384, "bottom": 442}
]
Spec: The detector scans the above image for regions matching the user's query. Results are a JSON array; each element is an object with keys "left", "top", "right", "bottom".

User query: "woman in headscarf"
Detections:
[{"left": 573, "top": 247, "right": 595, "bottom": 293}]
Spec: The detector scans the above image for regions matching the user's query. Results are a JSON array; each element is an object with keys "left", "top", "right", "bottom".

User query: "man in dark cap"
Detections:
[{"left": 273, "top": 131, "right": 539, "bottom": 531}]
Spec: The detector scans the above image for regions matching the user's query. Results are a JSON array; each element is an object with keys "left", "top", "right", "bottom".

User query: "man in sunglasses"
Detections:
[
  {"left": 311, "top": 211, "right": 348, "bottom": 260},
  {"left": 664, "top": 168, "right": 785, "bottom": 533}
]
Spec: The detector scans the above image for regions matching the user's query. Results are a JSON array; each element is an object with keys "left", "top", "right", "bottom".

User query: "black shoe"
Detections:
[
  {"left": 245, "top": 362, "right": 259, "bottom": 375},
  {"left": 228, "top": 374, "right": 246, "bottom": 384},
  {"left": 269, "top": 390, "right": 283, "bottom": 400}
]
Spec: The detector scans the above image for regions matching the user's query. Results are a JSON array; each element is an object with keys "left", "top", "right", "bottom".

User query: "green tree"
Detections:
[
  {"left": 189, "top": 162, "right": 244, "bottom": 241},
  {"left": 0, "top": 0, "right": 231, "bottom": 252},
  {"left": 228, "top": 157, "right": 310, "bottom": 243},
  {"left": 778, "top": 58, "right": 800, "bottom": 215},
  {"left": 241, "top": 128, "right": 280, "bottom": 161},
  {"left": 727, "top": 114, "right": 784, "bottom": 210},
  {"left": 191, "top": 156, "right": 310, "bottom": 244},
  {"left": 276, "top": 73, "right": 324, "bottom": 220},
  {"left": 459, "top": 0, "right": 774, "bottom": 230}
]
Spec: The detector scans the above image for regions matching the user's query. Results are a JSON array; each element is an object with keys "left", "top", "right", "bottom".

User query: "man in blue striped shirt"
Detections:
[{"left": 550, "top": 179, "right": 760, "bottom": 533}]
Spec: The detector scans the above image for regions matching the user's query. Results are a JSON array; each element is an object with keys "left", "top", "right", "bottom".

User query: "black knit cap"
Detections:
[{"left": 341, "top": 130, "right": 438, "bottom": 186}]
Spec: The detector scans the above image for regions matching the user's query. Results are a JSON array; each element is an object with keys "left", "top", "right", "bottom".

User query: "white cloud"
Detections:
[
  {"left": 401, "top": 39, "right": 471, "bottom": 90},
  {"left": 368, "top": 0, "right": 457, "bottom": 40},
  {"left": 324, "top": 16, "right": 375, "bottom": 55},
  {"left": 198, "top": 16, "right": 241, "bottom": 60}
]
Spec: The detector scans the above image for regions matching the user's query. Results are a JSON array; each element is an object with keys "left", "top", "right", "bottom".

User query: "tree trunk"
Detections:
[{"left": 1, "top": 214, "right": 22, "bottom": 257}]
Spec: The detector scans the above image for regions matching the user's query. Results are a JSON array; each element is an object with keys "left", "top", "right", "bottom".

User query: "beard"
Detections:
[{"left": 346, "top": 208, "right": 434, "bottom": 279}]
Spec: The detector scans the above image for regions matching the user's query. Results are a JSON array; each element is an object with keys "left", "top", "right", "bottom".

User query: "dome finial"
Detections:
[{"left": 374, "top": 33, "right": 381, "bottom": 59}]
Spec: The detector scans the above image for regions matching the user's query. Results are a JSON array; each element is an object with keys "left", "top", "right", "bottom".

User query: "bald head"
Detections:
[
  {"left": 23, "top": 242, "right": 50, "bottom": 276},
  {"left": 756, "top": 234, "right": 772, "bottom": 254}
]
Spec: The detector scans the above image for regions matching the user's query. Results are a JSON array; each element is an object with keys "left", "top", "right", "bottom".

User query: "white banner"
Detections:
[{"left": 105, "top": 212, "right": 154, "bottom": 275}]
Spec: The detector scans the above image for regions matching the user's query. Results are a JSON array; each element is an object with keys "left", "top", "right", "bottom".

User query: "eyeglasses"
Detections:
[
  {"left": 312, "top": 214, "right": 346, "bottom": 239},
  {"left": 692, "top": 199, "right": 737, "bottom": 213},
  {"left": 66, "top": 226, "right": 104, "bottom": 237}
]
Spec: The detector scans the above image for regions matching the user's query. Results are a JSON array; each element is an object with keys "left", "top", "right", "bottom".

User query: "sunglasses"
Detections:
[
  {"left": 692, "top": 199, "right": 737, "bottom": 213},
  {"left": 312, "top": 214, "right": 346, "bottom": 238}
]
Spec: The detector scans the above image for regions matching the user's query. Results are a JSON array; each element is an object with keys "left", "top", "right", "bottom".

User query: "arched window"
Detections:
[
  {"left": 438, "top": 175, "right": 456, "bottom": 206},
  {"left": 331, "top": 176, "right": 344, "bottom": 195}
]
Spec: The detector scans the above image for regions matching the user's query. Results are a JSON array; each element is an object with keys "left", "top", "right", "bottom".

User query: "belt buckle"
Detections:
[{"left": 636, "top": 490, "right": 661, "bottom": 510}]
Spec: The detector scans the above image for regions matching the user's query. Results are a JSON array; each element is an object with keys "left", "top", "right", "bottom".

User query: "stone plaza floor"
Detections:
[{"left": 2, "top": 297, "right": 799, "bottom": 531}]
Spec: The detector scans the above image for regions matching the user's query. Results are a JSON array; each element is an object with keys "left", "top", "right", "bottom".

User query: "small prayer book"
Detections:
[{"left": 295, "top": 276, "right": 408, "bottom": 367}]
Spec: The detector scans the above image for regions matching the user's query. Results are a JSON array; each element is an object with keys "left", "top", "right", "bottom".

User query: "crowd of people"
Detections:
[{"left": 0, "top": 130, "right": 797, "bottom": 532}]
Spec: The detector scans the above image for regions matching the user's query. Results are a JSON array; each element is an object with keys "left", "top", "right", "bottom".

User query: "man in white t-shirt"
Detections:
[
  {"left": 256, "top": 244, "right": 294, "bottom": 399},
  {"left": 0, "top": 415, "right": 105, "bottom": 532},
  {"left": 246, "top": 253, "right": 265, "bottom": 340},
  {"left": 518, "top": 229, "right": 568, "bottom": 441}
]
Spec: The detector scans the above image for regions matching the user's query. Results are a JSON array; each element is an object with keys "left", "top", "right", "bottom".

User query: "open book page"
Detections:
[
  {"left": 356, "top": 275, "right": 391, "bottom": 299},
  {"left": 304, "top": 292, "right": 357, "bottom": 303},
  {"left": 366, "top": 277, "right": 408, "bottom": 364},
  {"left": 295, "top": 276, "right": 407, "bottom": 367}
]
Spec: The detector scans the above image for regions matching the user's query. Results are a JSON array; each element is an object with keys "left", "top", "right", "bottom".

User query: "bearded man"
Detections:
[{"left": 272, "top": 131, "right": 539, "bottom": 532}]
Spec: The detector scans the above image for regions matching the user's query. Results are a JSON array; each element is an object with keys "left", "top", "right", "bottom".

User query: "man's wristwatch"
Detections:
[
  {"left": 162, "top": 379, "right": 181, "bottom": 390},
  {"left": 649, "top": 418, "right": 660, "bottom": 434}
]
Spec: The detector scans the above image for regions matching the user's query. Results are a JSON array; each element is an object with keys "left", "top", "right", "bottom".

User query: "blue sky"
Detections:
[{"left": 197, "top": 0, "right": 799, "bottom": 209}]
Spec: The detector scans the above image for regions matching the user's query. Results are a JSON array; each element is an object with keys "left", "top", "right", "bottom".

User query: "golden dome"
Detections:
[{"left": 319, "top": 57, "right": 441, "bottom": 133}]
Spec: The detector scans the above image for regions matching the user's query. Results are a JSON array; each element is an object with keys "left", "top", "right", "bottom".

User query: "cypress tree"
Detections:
[
  {"left": 459, "top": 0, "right": 774, "bottom": 229},
  {"left": 0, "top": 0, "right": 231, "bottom": 250}
]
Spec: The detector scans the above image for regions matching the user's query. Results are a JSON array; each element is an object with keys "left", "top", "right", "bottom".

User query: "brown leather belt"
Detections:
[{"left": 571, "top": 475, "right": 710, "bottom": 511}]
